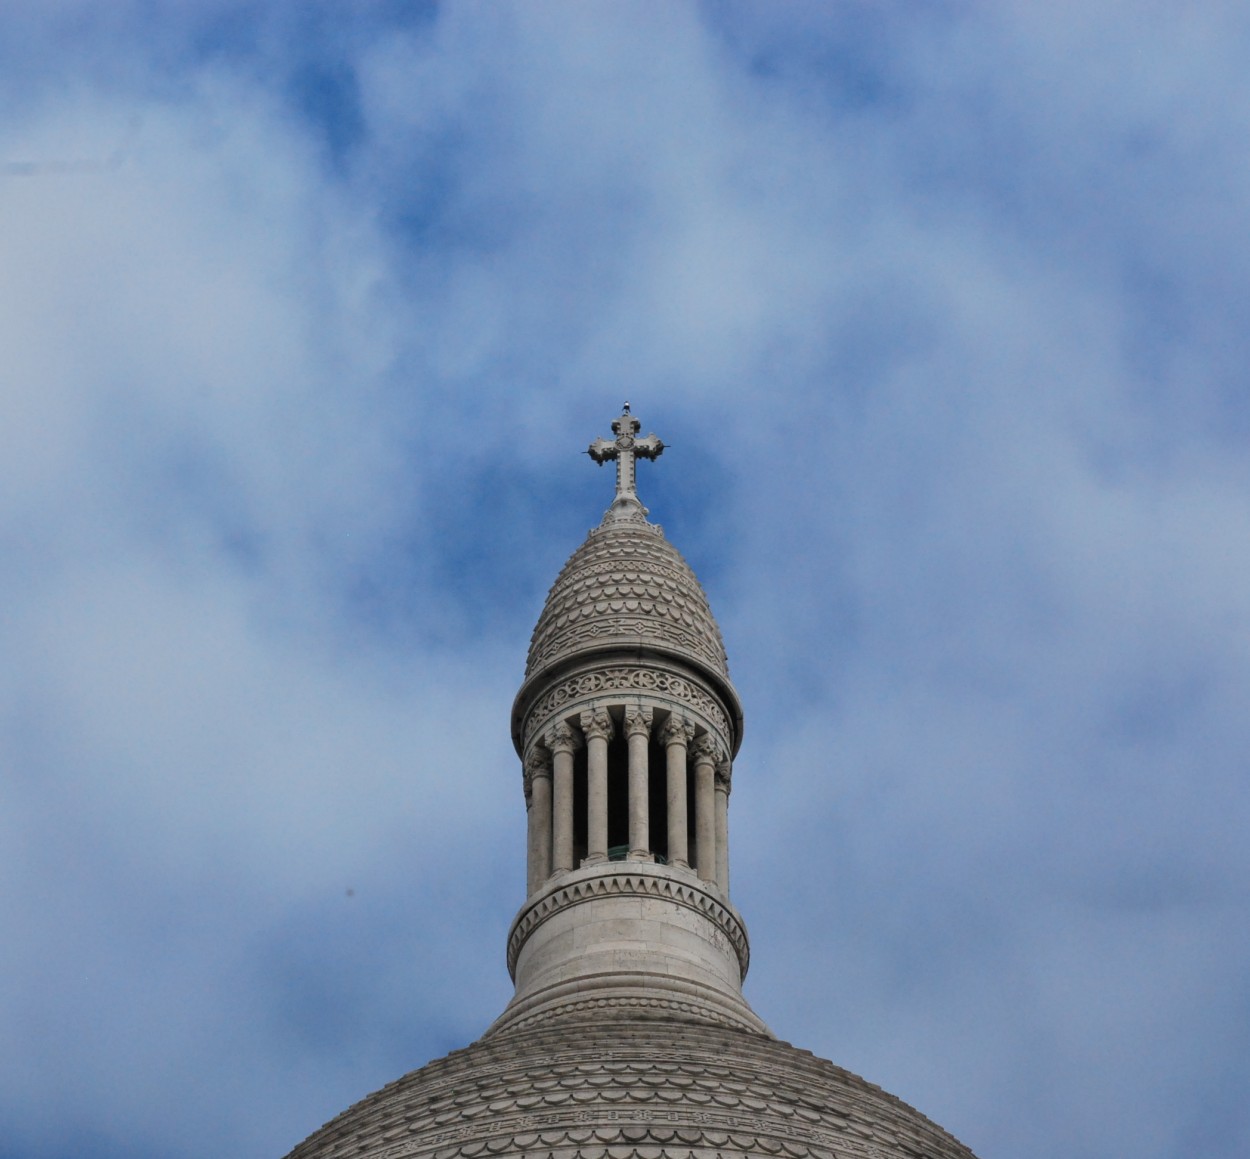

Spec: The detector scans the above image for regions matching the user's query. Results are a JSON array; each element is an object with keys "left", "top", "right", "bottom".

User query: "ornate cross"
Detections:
[{"left": 588, "top": 402, "right": 665, "bottom": 522}]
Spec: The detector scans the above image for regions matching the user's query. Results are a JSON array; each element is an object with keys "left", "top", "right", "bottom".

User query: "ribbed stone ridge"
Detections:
[
  {"left": 525, "top": 520, "right": 730, "bottom": 686},
  {"left": 284, "top": 1019, "right": 980, "bottom": 1159}
]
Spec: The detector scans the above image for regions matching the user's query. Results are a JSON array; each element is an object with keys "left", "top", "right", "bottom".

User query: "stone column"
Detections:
[
  {"left": 691, "top": 734, "right": 718, "bottom": 884},
  {"left": 580, "top": 708, "right": 613, "bottom": 864},
  {"left": 525, "top": 748, "right": 552, "bottom": 893},
  {"left": 623, "top": 707, "right": 654, "bottom": 860},
  {"left": 715, "top": 758, "right": 731, "bottom": 893},
  {"left": 660, "top": 714, "right": 695, "bottom": 869},
  {"left": 545, "top": 721, "right": 579, "bottom": 874}
]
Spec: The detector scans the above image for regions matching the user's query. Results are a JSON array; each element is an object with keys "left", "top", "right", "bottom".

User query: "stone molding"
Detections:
[
  {"left": 371, "top": 1130, "right": 891, "bottom": 1159},
  {"left": 489, "top": 969, "right": 768, "bottom": 1038},
  {"left": 493, "top": 992, "right": 743, "bottom": 1034},
  {"left": 506, "top": 865, "right": 750, "bottom": 980},
  {"left": 522, "top": 663, "right": 730, "bottom": 751},
  {"left": 529, "top": 616, "right": 725, "bottom": 681}
]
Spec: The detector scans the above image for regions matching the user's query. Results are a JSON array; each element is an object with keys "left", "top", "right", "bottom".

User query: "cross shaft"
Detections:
[{"left": 588, "top": 403, "right": 665, "bottom": 523}]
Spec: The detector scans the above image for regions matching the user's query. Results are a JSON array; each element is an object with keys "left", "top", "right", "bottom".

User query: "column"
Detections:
[
  {"left": 525, "top": 748, "right": 552, "bottom": 893},
  {"left": 660, "top": 713, "right": 695, "bottom": 868},
  {"left": 624, "top": 707, "right": 653, "bottom": 859},
  {"left": 691, "top": 734, "right": 718, "bottom": 884},
  {"left": 545, "top": 721, "right": 579, "bottom": 874},
  {"left": 580, "top": 708, "right": 613, "bottom": 864},
  {"left": 715, "top": 758, "right": 731, "bottom": 893}
]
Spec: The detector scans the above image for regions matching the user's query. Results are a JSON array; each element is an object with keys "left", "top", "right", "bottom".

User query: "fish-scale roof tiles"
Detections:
[
  {"left": 525, "top": 521, "right": 730, "bottom": 684},
  {"left": 286, "top": 1020, "right": 977, "bottom": 1159}
]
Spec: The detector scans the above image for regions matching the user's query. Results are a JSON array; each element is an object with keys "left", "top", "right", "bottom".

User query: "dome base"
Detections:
[{"left": 490, "top": 861, "right": 767, "bottom": 1037}]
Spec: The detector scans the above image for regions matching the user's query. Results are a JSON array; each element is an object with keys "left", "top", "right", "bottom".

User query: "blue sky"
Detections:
[{"left": 2, "top": 3, "right": 1248, "bottom": 1157}]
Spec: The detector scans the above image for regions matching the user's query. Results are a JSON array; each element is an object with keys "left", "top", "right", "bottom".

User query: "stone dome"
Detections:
[
  {"left": 280, "top": 408, "right": 980, "bottom": 1159},
  {"left": 525, "top": 519, "right": 730, "bottom": 686},
  {"left": 514, "top": 514, "right": 745, "bottom": 761},
  {"left": 285, "top": 1018, "right": 978, "bottom": 1159}
]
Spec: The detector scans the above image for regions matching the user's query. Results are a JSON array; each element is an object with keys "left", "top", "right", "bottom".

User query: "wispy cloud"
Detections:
[{"left": 1, "top": 5, "right": 1247, "bottom": 1158}]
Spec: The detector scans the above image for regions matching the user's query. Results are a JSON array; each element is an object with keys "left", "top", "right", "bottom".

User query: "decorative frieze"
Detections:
[{"left": 523, "top": 664, "right": 729, "bottom": 749}]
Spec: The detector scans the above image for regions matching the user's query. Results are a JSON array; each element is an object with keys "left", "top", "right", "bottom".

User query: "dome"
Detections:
[
  {"left": 285, "top": 1019, "right": 978, "bottom": 1159},
  {"left": 525, "top": 519, "right": 730, "bottom": 685},
  {"left": 514, "top": 513, "right": 745, "bottom": 760},
  {"left": 281, "top": 408, "right": 979, "bottom": 1159}
]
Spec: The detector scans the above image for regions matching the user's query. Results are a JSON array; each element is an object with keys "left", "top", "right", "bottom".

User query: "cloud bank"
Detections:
[{"left": 1, "top": 4, "right": 1247, "bottom": 1158}]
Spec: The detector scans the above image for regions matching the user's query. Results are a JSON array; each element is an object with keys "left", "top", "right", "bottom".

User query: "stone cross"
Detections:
[{"left": 588, "top": 402, "right": 665, "bottom": 522}]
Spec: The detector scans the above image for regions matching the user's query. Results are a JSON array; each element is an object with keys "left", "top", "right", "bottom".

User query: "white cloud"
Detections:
[{"left": 2, "top": 5, "right": 1249, "bottom": 1159}]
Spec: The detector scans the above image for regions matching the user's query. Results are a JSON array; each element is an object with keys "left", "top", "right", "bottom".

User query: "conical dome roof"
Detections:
[{"left": 525, "top": 518, "right": 730, "bottom": 684}]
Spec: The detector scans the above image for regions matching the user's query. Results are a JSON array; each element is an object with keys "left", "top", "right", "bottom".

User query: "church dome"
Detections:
[
  {"left": 281, "top": 407, "right": 979, "bottom": 1159},
  {"left": 525, "top": 518, "right": 730, "bottom": 685},
  {"left": 285, "top": 1019, "right": 978, "bottom": 1159}
]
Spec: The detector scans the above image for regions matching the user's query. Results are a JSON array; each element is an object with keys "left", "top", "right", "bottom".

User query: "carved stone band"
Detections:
[
  {"left": 506, "top": 862, "right": 750, "bottom": 980},
  {"left": 522, "top": 662, "right": 731, "bottom": 751}
]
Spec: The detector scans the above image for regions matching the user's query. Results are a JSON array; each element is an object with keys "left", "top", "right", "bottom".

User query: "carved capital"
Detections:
[
  {"left": 690, "top": 732, "right": 723, "bottom": 767},
  {"left": 623, "top": 705, "right": 654, "bottom": 739},
  {"left": 544, "top": 720, "right": 582, "bottom": 755},
  {"left": 578, "top": 707, "right": 614, "bottom": 743},
  {"left": 715, "top": 758, "right": 733, "bottom": 793},
  {"left": 523, "top": 748, "right": 550, "bottom": 799},
  {"left": 659, "top": 713, "right": 696, "bottom": 748}
]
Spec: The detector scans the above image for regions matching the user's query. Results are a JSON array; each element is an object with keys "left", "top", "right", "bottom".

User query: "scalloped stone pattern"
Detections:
[
  {"left": 285, "top": 1020, "right": 978, "bottom": 1159},
  {"left": 526, "top": 523, "right": 730, "bottom": 683}
]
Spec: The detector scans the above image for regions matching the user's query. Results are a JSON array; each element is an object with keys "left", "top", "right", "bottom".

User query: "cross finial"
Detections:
[{"left": 588, "top": 406, "right": 664, "bottom": 524}]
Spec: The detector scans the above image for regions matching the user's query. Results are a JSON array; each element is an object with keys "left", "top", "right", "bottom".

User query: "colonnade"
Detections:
[{"left": 524, "top": 708, "right": 730, "bottom": 897}]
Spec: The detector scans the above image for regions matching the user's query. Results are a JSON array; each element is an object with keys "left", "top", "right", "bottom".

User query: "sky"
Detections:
[{"left": 1, "top": 3, "right": 1248, "bottom": 1157}]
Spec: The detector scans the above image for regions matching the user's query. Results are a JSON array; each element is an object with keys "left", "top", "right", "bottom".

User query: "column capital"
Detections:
[
  {"left": 623, "top": 705, "right": 654, "bottom": 738},
  {"left": 578, "top": 707, "right": 614, "bottom": 743},
  {"left": 690, "top": 732, "right": 724, "bottom": 767},
  {"left": 659, "top": 712, "right": 696, "bottom": 747},
  {"left": 544, "top": 719, "right": 583, "bottom": 755},
  {"left": 545, "top": 720, "right": 582, "bottom": 755},
  {"left": 715, "top": 757, "right": 733, "bottom": 794},
  {"left": 523, "top": 748, "right": 551, "bottom": 800}
]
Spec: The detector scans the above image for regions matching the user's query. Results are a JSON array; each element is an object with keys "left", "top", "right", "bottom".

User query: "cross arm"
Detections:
[
  {"left": 633, "top": 433, "right": 664, "bottom": 460},
  {"left": 588, "top": 437, "right": 619, "bottom": 463}
]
